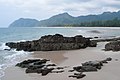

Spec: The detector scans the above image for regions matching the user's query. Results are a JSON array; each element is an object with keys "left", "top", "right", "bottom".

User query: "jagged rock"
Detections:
[
  {"left": 33, "top": 60, "right": 47, "bottom": 65},
  {"left": 105, "top": 41, "right": 120, "bottom": 51},
  {"left": 16, "top": 59, "right": 49, "bottom": 68},
  {"left": 52, "top": 70, "right": 64, "bottom": 73},
  {"left": 69, "top": 72, "right": 86, "bottom": 79},
  {"left": 100, "top": 57, "right": 112, "bottom": 64},
  {"left": 16, "top": 59, "right": 55, "bottom": 76},
  {"left": 41, "top": 68, "right": 54, "bottom": 76},
  {"left": 27, "top": 65, "right": 45, "bottom": 70},
  {"left": 100, "top": 60, "right": 108, "bottom": 63},
  {"left": 26, "top": 68, "right": 42, "bottom": 73},
  {"left": 82, "top": 61, "right": 103, "bottom": 69},
  {"left": 106, "top": 57, "right": 112, "bottom": 61},
  {"left": 16, "top": 58, "right": 112, "bottom": 78},
  {"left": 73, "top": 66, "right": 98, "bottom": 72},
  {"left": 46, "top": 64, "right": 56, "bottom": 67},
  {"left": 68, "top": 70, "right": 75, "bottom": 72},
  {"left": 26, "top": 67, "right": 54, "bottom": 75},
  {"left": 6, "top": 34, "right": 97, "bottom": 51}
]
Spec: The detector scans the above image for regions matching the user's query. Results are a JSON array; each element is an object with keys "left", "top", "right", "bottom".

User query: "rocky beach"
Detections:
[
  {"left": 2, "top": 34, "right": 120, "bottom": 80},
  {"left": 2, "top": 42, "right": 120, "bottom": 80},
  {"left": 1, "top": 0, "right": 120, "bottom": 79}
]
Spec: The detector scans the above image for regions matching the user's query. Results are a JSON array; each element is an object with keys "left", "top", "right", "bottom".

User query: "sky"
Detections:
[{"left": 0, "top": 0, "right": 120, "bottom": 27}]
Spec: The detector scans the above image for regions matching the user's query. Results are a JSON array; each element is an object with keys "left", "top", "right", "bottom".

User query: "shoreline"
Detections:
[{"left": 2, "top": 42, "right": 120, "bottom": 80}]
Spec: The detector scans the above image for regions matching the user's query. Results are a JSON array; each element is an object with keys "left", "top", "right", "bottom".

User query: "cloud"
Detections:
[
  {"left": 0, "top": 0, "right": 120, "bottom": 26},
  {"left": 1, "top": 0, "right": 120, "bottom": 14}
]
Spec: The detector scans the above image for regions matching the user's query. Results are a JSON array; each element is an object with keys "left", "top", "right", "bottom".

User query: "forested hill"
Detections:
[{"left": 9, "top": 11, "right": 120, "bottom": 27}]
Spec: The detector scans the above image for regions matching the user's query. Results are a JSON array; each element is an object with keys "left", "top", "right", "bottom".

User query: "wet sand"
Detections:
[
  {"left": 2, "top": 42, "right": 120, "bottom": 80},
  {"left": 33, "top": 51, "right": 68, "bottom": 64}
]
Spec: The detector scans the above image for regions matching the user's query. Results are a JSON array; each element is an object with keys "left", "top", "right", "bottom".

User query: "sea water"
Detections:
[{"left": 0, "top": 27, "right": 120, "bottom": 79}]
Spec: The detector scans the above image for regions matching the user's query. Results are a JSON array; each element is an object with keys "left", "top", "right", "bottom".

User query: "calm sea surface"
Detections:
[{"left": 0, "top": 27, "right": 120, "bottom": 79}]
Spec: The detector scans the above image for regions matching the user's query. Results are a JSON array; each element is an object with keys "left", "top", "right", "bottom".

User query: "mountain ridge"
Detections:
[{"left": 9, "top": 10, "right": 120, "bottom": 27}]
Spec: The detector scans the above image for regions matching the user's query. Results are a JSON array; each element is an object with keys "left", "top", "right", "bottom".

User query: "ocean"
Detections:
[{"left": 0, "top": 27, "right": 120, "bottom": 79}]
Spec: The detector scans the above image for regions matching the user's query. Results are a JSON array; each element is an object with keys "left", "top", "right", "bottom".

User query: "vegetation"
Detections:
[
  {"left": 52, "top": 18, "right": 120, "bottom": 27},
  {"left": 78, "top": 18, "right": 120, "bottom": 27}
]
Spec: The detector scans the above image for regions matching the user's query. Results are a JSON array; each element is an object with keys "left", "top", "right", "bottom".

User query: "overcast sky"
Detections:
[{"left": 0, "top": 0, "right": 120, "bottom": 27}]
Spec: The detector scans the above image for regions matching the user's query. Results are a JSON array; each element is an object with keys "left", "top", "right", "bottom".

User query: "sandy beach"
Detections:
[{"left": 2, "top": 42, "right": 120, "bottom": 80}]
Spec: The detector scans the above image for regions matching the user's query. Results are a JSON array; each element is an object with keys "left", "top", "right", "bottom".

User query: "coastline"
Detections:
[{"left": 2, "top": 42, "right": 120, "bottom": 80}]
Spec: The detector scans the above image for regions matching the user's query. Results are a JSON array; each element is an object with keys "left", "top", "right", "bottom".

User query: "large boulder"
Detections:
[
  {"left": 73, "top": 66, "right": 98, "bottom": 72},
  {"left": 6, "top": 34, "right": 97, "bottom": 51},
  {"left": 105, "top": 41, "right": 120, "bottom": 51}
]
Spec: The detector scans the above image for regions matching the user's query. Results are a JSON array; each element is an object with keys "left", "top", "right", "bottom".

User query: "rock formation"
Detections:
[
  {"left": 105, "top": 41, "right": 120, "bottom": 51},
  {"left": 68, "top": 57, "right": 112, "bottom": 79},
  {"left": 16, "top": 57, "right": 112, "bottom": 79},
  {"left": 6, "top": 34, "right": 97, "bottom": 51}
]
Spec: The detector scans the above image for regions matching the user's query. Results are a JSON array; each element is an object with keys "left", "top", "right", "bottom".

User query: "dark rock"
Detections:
[
  {"left": 33, "top": 60, "right": 47, "bottom": 65},
  {"left": 4, "top": 49, "right": 11, "bottom": 51},
  {"left": 41, "top": 68, "right": 54, "bottom": 76},
  {"left": 73, "top": 66, "right": 97, "bottom": 72},
  {"left": 6, "top": 34, "right": 97, "bottom": 51},
  {"left": 101, "top": 60, "right": 108, "bottom": 63},
  {"left": 100, "top": 57, "right": 112, "bottom": 64},
  {"left": 89, "top": 41, "right": 97, "bottom": 47},
  {"left": 27, "top": 65, "right": 45, "bottom": 70},
  {"left": 16, "top": 59, "right": 49, "bottom": 68},
  {"left": 72, "top": 60, "right": 104, "bottom": 72},
  {"left": 56, "top": 67, "right": 64, "bottom": 70},
  {"left": 82, "top": 61, "right": 103, "bottom": 68},
  {"left": 106, "top": 57, "right": 112, "bottom": 61},
  {"left": 69, "top": 72, "right": 86, "bottom": 79},
  {"left": 105, "top": 41, "right": 120, "bottom": 51},
  {"left": 46, "top": 64, "right": 56, "bottom": 67},
  {"left": 94, "top": 37, "right": 99, "bottom": 38},
  {"left": 52, "top": 70, "right": 64, "bottom": 73},
  {"left": 26, "top": 68, "right": 42, "bottom": 73},
  {"left": 68, "top": 70, "right": 75, "bottom": 72},
  {"left": 87, "top": 37, "right": 93, "bottom": 39}
]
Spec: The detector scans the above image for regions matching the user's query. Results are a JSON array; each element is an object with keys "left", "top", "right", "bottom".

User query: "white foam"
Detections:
[
  {"left": 0, "top": 64, "right": 7, "bottom": 80},
  {"left": 4, "top": 50, "right": 30, "bottom": 60},
  {"left": 0, "top": 49, "right": 32, "bottom": 79},
  {"left": 17, "top": 40, "right": 26, "bottom": 42},
  {"left": 0, "top": 43, "right": 10, "bottom": 51}
]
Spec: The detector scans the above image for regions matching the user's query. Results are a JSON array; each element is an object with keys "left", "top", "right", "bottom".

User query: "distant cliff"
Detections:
[
  {"left": 9, "top": 10, "right": 120, "bottom": 27},
  {"left": 9, "top": 18, "right": 39, "bottom": 27}
]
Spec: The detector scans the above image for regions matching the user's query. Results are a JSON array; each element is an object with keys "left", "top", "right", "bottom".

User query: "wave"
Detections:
[
  {"left": 4, "top": 50, "right": 31, "bottom": 60},
  {"left": 0, "top": 50, "right": 32, "bottom": 79},
  {"left": 0, "top": 43, "right": 10, "bottom": 51},
  {"left": 0, "top": 42, "right": 32, "bottom": 79}
]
